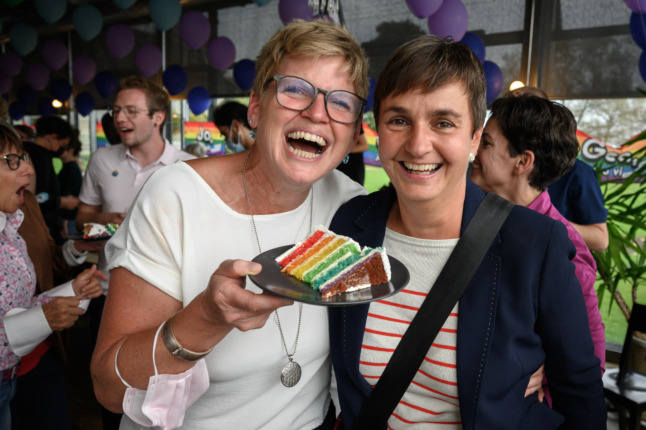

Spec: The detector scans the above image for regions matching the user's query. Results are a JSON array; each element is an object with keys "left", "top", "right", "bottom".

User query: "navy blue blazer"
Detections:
[{"left": 329, "top": 181, "right": 606, "bottom": 430}]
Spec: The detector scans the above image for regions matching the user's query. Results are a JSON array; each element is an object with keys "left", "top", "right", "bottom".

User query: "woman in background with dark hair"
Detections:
[
  {"left": 0, "top": 121, "right": 103, "bottom": 428},
  {"left": 470, "top": 94, "right": 605, "bottom": 376}
]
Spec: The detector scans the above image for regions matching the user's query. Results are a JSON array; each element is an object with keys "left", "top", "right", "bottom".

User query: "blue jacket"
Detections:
[{"left": 329, "top": 182, "right": 606, "bottom": 430}]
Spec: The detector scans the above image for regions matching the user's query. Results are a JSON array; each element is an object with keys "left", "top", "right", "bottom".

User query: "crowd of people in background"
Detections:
[{"left": 0, "top": 17, "right": 612, "bottom": 430}]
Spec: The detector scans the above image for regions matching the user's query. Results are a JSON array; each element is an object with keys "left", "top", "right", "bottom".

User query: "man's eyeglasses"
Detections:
[
  {"left": 1, "top": 153, "right": 30, "bottom": 170},
  {"left": 109, "top": 105, "right": 150, "bottom": 119},
  {"left": 271, "top": 75, "right": 366, "bottom": 124}
]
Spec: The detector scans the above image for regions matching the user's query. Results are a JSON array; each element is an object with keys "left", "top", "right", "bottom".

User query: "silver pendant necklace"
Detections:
[{"left": 241, "top": 150, "right": 312, "bottom": 388}]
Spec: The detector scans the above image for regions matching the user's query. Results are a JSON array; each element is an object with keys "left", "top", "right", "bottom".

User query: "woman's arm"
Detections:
[{"left": 91, "top": 260, "right": 292, "bottom": 413}]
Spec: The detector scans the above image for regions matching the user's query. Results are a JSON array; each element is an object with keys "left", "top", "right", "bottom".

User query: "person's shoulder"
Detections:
[
  {"left": 162, "top": 141, "right": 196, "bottom": 162},
  {"left": 503, "top": 203, "right": 571, "bottom": 252},
  {"left": 571, "top": 159, "right": 599, "bottom": 180},
  {"left": 335, "top": 185, "right": 392, "bottom": 217},
  {"left": 85, "top": 144, "right": 125, "bottom": 171},
  {"left": 507, "top": 203, "right": 559, "bottom": 229},
  {"left": 321, "top": 169, "right": 366, "bottom": 194},
  {"left": 90, "top": 143, "right": 126, "bottom": 159},
  {"left": 23, "top": 141, "right": 47, "bottom": 157},
  {"left": 147, "top": 160, "right": 195, "bottom": 187}
]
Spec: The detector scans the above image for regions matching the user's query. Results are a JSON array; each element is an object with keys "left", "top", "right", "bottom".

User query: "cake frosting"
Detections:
[{"left": 276, "top": 226, "right": 391, "bottom": 298}]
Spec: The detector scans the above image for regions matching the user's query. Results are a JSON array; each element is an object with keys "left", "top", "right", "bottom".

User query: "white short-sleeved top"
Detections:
[
  {"left": 106, "top": 162, "right": 366, "bottom": 429},
  {"left": 79, "top": 141, "right": 195, "bottom": 293}
]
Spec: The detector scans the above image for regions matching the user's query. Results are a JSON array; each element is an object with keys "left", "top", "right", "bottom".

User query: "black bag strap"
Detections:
[{"left": 352, "top": 192, "right": 514, "bottom": 430}]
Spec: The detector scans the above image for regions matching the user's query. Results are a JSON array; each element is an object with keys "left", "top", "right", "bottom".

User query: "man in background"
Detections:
[
  {"left": 76, "top": 75, "right": 194, "bottom": 430},
  {"left": 213, "top": 101, "right": 255, "bottom": 153}
]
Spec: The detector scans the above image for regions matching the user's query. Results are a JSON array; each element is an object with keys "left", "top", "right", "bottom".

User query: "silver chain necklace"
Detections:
[{"left": 241, "top": 150, "right": 312, "bottom": 387}]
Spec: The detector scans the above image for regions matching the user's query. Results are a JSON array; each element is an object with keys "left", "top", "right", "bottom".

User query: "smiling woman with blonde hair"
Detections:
[{"left": 91, "top": 19, "right": 369, "bottom": 429}]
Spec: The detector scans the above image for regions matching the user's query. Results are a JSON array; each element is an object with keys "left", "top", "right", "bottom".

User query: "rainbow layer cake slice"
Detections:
[{"left": 276, "top": 226, "right": 391, "bottom": 298}]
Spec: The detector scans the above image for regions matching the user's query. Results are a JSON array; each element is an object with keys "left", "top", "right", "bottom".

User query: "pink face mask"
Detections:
[{"left": 115, "top": 322, "right": 210, "bottom": 430}]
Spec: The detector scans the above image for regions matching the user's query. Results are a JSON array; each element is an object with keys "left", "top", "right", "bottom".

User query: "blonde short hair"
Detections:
[{"left": 254, "top": 19, "right": 368, "bottom": 101}]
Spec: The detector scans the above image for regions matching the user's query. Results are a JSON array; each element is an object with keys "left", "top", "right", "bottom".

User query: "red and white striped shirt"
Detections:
[{"left": 360, "top": 228, "right": 461, "bottom": 429}]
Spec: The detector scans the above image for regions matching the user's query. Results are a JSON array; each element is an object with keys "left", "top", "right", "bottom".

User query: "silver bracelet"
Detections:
[{"left": 161, "top": 312, "right": 213, "bottom": 362}]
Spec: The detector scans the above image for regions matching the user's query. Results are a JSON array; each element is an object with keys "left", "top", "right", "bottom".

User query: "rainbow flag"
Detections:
[
  {"left": 362, "top": 123, "right": 381, "bottom": 167},
  {"left": 184, "top": 121, "right": 226, "bottom": 156},
  {"left": 577, "top": 130, "right": 646, "bottom": 181},
  {"left": 97, "top": 122, "right": 110, "bottom": 148}
]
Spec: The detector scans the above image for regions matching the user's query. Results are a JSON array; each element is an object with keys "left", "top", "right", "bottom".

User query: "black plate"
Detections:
[
  {"left": 249, "top": 245, "right": 410, "bottom": 306},
  {"left": 68, "top": 233, "right": 112, "bottom": 242}
]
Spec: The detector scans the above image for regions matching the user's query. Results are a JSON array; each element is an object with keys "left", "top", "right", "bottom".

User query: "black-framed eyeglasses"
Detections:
[
  {"left": 270, "top": 75, "right": 366, "bottom": 124},
  {"left": 1, "top": 153, "right": 30, "bottom": 170},
  {"left": 109, "top": 105, "right": 150, "bottom": 119}
]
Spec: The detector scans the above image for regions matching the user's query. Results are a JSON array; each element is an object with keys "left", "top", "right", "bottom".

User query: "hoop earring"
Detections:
[{"left": 342, "top": 155, "right": 350, "bottom": 164}]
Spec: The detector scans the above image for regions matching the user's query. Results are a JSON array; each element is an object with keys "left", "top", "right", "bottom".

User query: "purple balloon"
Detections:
[
  {"left": 427, "top": 0, "right": 468, "bottom": 41},
  {"left": 484, "top": 60, "right": 503, "bottom": 105},
  {"left": 406, "top": 0, "right": 444, "bottom": 18},
  {"left": 42, "top": 39, "right": 68, "bottom": 71},
  {"left": 0, "top": 72, "right": 12, "bottom": 95},
  {"left": 625, "top": 0, "right": 646, "bottom": 13},
  {"left": 279, "top": 0, "right": 313, "bottom": 25},
  {"left": 0, "top": 52, "right": 22, "bottom": 77},
  {"left": 460, "top": 32, "right": 485, "bottom": 63},
  {"left": 106, "top": 24, "right": 135, "bottom": 59},
  {"left": 75, "top": 92, "right": 95, "bottom": 116},
  {"left": 136, "top": 44, "right": 162, "bottom": 77},
  {"left": 9, "top": 102, "right": 26, "bottom": 121},
  {"left": 180, "top": 10, "right": 211, "bottom": 50},
  {"left": 208, "top": 37, "right": 236, "bottom": 70},
  {"left": 187, "top": 86, "right": 211, "bottom": 115},
  {"left": 73, "top": 56, "right": 97, "bottom": 85},
  {"left": 233, "top": 59, "right": 256, "bottom": 91},
  {"left": 26, "top": 63, "right": 50, "bottom": 91},
  {"left": 630, "top": 13, "right": 646, "bottom": 49},
  {"left": 94, "top": 71, "right": 119, "bottom": 99}
]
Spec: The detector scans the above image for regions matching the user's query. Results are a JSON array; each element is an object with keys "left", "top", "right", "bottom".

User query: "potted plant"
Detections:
[{"left": 593, "top": 133, "right": 646, "bottom": 368}]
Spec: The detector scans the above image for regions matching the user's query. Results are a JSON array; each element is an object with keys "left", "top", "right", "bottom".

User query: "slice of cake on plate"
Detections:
[
  {"left": 83, "top": 222, "right": 119, "bottom": 239},
  {"left": 276, "top": 226, "right": 391, "bottom": 298}
]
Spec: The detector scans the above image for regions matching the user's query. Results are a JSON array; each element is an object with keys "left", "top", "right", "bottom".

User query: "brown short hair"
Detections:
[
  {"left": 374, "top": 34, "right": 486, "bottom": 135},
  {"left": 489, "top": 94, "right": 579, "bottom": 190},
  {"left": 254, "top": 19, "right": 369, "bottom": 102},
  {"left": 118, "top": 75, "right": 170, "bottom": 131},
  {"left": 506, "top": 85, "right": 548, "bottom": 99}
]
